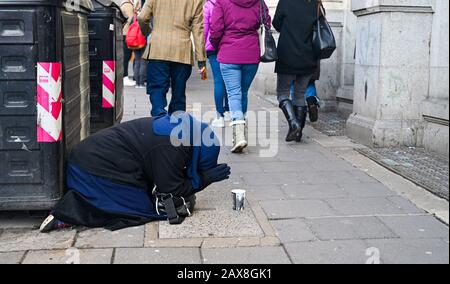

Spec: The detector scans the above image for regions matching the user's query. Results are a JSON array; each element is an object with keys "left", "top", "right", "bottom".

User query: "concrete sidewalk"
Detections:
[{"left": 0, "top": 76, "right": 448, "bottom": 264}]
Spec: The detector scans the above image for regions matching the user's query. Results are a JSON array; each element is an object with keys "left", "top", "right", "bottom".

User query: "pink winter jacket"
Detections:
[{"left": 204, "top": 0, "right": 217, "bottom": 53}]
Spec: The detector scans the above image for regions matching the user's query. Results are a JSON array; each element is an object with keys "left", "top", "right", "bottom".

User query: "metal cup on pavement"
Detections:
[{"left": 232, "top": 189, "right": 246, "bottom": 211}]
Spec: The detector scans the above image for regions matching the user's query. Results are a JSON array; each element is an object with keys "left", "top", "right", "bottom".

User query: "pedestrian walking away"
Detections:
[
  {"left": 204, "top": 0, "right": 230, "bottom": 128},
  {"left": 210, "top": 0, "right": 271, "bottom": 153},
  {"left": 138, "top": 0, "right": 207, "bottom": 117},
  {"left": 118, "top": 0, "right": 137, "bottom": 86},
  {"left": 132, "top": 0, "right": 147, "bottom": 88},
  {"left": 274, "top": 0, "right": 319, "bottom": 142},
  {"left": 39, "top": 113, "right": 231, "bottom": 233}
]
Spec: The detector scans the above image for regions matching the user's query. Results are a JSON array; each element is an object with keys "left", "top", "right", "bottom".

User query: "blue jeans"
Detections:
[
  {"left": 209, "top": 55, "right": 229, "bottom": 117},
  {"left": 147, "top": 60, "right": 192, "bottom": 117},
  {"left": 220, "top": 63, "right": 259, "bottom": 121}
]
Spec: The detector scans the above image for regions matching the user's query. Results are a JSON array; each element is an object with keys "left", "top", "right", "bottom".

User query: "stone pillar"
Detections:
[
  {"left": 422, "top": 0, "right": 449, "bottom": 155},
  {"left": 347, "top": 0, "right": 434, "bottom": 148},
  {"left": 336, "top": 0, "right": 357, "bottom": 116}
]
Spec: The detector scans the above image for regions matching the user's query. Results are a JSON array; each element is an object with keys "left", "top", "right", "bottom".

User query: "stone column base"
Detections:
[{"left": 347, "top": 114, "right": 424, "bottom": 148}]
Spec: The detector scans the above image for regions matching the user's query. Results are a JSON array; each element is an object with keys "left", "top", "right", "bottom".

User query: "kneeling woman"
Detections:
[{"left": 40, "top": 114, "right": 231, "bottom": 232}]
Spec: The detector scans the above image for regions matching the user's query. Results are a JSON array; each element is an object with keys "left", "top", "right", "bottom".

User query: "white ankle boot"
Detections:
[{"left": 231, "top": 120, "right": 247, "bottom": 153}]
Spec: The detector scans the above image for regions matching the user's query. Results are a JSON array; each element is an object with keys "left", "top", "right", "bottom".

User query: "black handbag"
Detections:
[
  {"left": 259, "top": 0, "right": 278, "bottom": 63},
  {"left": 312, "top": 0, "right": 336, "bottom": 60}
]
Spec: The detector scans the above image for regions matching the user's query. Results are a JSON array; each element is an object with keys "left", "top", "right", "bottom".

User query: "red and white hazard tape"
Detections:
[
  {"left": 102, "top": 60, "right": 116, "bottom": 109},
  {"left": 37, "top": 62, "right": 62, "bottom": 143}
]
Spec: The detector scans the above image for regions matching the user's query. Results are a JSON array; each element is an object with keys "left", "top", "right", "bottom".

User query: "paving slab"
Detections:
[
  {"left": 378, "top": 216, "right": 449, "bottom": 239},
  {"left": 202, "top": 247, "right": 291, "bottom": 264},
  {"left": 114, "top": 248, "right": 201, "bottom": 264},
  {"left": 246, "top": 185, "right": 287, "bottom": 201},
  {"left": 284, "top": 240, "right": 369, "bottom": 264},
  {"left": 75, "top": 227, "right": 145, "bottom": 249},
  {"left": 326, "top": 197, "right": 421, "bottom": 216},
  {"left": 0, "top": 251, "right": 25, "bottom": 264},
  {"left": 306, "top": 217, "right": 397, "bottom": 240},
  {"left": 159, "top": 210, "right": 264, "bottom": 239},
  {"left": 22, "top": 249, "right": 113, "bottom": 264},
  {"left": 300, "top": 171, "right": 361, "bottom": 185},
  {"left": 282, "top": 184, "right": 349, "bottom": 199},
  {"left": 261, "top": 200, "right": 336, "bottom": 219},
  {"left": 366, "top": 238, "right": 449, "bottom": 264},
  {"left": 339, "top": 182, "right": 397, "bottom": 198},
  {"left": 270, "top": 219, "right": 316, "bottom": 243},
  {"left": 0, "top": 230, "right": 76, "bottom": 252}
]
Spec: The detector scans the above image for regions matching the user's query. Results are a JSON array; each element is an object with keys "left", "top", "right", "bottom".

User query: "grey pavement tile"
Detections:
[
  {"left": 367, "top": 238, "right": 449, "bottom": 264},
  {"left": 246, "top": 186, "right": 287, "bottom": 201},
  {"left": 309, "top": 159, "right": 357, "bottom": 172},
  {"left": 114, "top": 248, "right": 201, "bottom": 264},
  {"left": 259, "top": 162, "right": 311, "bottom": 173},
  {"left": 270, "top": 219, "right": 316, "bottom": 243},
  {"left": 300, "top": 171, "right": 360, "bottom": 185},
  {"left": 306, "top": 217, "right": 397, "bottom": 240},
  {"left": 158, "top": 210, "right": 264, "bottom": 239},
  {"left": 0, "top": 229, "right": 76, "bottom": 252},
  {"left": 22, "top": 249, "right": 113, "bottom": 264},
  {"left": 229, "top": 162, "right": 264, "bottom": 173},
  {"left": 202, "top": 247, "right": 291, "bottom": 264},
  {"left": 349, "top": 170, "right": 380, "bottom": 183},
  {"left": 274, "top": 151, "right": 329, "bottom": 162},
  {"left": 326, "top": 197, "right": 417, "bottom": 216},
  {"left": 0, "top": 251, "right": 25, "bottom": 264},
  {"left": 243, "top": 173, "right": 304, "bottom": 186},
  {"left": 378, "top": 215, "right": 450, "bottom": 239},
  {"left": 339, "top": 182, "right": 397, "bottom": 198},
  {"left": 75, "top": 227, "right": 145, "bottom": 249},
  {"left": 282, "top": 184, "right": 349, "bottom": 199},
  {"left": 387, "top": 196, "right": 425, "bottom": 214},
  {"left": 284, "top": 240, "right": 369, "bottom": 264},
  {"left": 261, "top": 200, "right": 336, "bottom": 219}
]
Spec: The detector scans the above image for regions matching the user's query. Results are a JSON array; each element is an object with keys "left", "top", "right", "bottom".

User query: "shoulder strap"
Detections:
[{"left": 317, "top": 0, "right": 326, "bottom": 19}]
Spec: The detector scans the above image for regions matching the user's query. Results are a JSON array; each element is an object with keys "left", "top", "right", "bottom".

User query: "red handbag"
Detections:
[{"left": 126, "top": 15, "right": 147, "bottom": 50}]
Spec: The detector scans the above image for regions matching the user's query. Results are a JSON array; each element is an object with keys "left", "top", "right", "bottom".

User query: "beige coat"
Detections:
[{"left": 137, "top": 0, "right": 206, "bottom": 66}]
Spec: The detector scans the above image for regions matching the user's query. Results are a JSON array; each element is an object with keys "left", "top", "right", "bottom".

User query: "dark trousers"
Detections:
[
  {"left": 147, "top": 60, "right": 193, "bottom": 117},
  {"left": 133, "top": 48, "right": 147, "bottom": 86},
  {"left": 123, "top": 39, "right": 132, "bottom": 78}
]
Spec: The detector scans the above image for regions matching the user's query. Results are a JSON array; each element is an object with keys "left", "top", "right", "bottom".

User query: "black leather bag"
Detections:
[
  {"left": 312, "top": 1, "right": 336, "bottom": 60},
  {"left": 259, "top": 0, "right": 278, "bottom": 63}
]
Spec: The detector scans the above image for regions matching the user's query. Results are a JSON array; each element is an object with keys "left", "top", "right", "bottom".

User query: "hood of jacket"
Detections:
[{"left": 230, "top": 0, "right": 259, "bottom": 8}]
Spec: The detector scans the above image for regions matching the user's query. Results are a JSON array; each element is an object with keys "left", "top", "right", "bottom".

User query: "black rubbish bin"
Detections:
[
  {"left": 88, "top": 0, "right": 125, "bottom": 133},
  {"left": 0, "top": 0, "right": 94, "bottom": 210}
]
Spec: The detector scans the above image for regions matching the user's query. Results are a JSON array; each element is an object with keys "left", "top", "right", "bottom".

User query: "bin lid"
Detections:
[
  {"left": 91, "top": 0, "right": 125, "bottom": 21},
  {"left": 0, "top": 0, "right": 95, "bottom": 13}
]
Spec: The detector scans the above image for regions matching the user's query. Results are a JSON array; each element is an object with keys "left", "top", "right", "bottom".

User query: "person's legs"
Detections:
[
  {"left": 209, "top": 55, "right": 227, "bottom": 117},
  {"left": 240, "top": 64, "right": 259, "bottom": 116},
  {"left": 292, "top": 74, "right": 313, "bottom": 142},
  {"left": 133, "top": 50, "right": 142, "bottom": 85},
  {"left": 147, "top": 60, "right": 171, "bottom": 117},
  {"left": 168, "top": 62, "right": 192, "bottom": 114},
  {"left": 123, "top": 40, "right": 131, "bottom": 78},
  {"left": 292, "top": 74, "right": 313, "bottom": 107},
  {"left": 220, "top": 64, "right": 244, "bottom": 121},
  {"left": 277, "top": 74, "right": 295, "bottom": 105},
  {"left": 221, "top": 64, "right": 247, "bottom": 153},
  {"left": 277, "top": 74, "right": 302, "bottom": 142},
  {"left": 139, "top": 57, "right": 147, "bottom": 86}
]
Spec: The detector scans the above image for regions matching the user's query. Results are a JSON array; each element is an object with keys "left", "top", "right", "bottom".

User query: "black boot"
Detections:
[
  {"left": 306, "top": 96, "right": 319, "bottom": 123},
  {"left": 294, "top": 106, "right": 308, "bottom": 142},
  {"left": 280, "top": 100, "right": 302, "bottom": 142}
]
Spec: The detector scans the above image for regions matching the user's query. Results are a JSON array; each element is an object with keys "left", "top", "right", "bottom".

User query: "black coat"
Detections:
[
  {"left": 69, "top": 118, "right": 194, "bottom": 197},
  {"left": 273, "top": 0, "right": 319, "bottom": 75}
]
